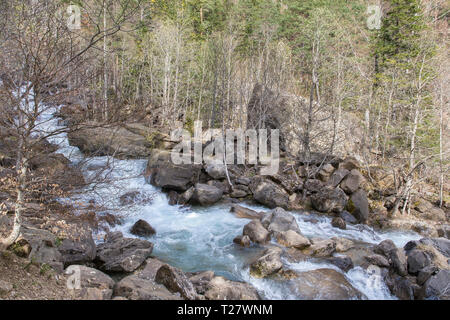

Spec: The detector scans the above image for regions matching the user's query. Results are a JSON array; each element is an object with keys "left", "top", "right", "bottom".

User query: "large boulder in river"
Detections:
[
  {"left": 191, "top": 183, "right": 223, "bottom": 205},
  {"left": 95, "top": 231, "right": 153, "bottom": 272},
  {"left": 145, "top": 149, "right": 201, "bottom": 192},
  {"left": 289, "top": 268, "right": 364, "bottom": 300},
  {"left": 130, "top": 219, "right": 156, "bottom": 237},
  {"left": 243, "top": 220, "right": 270, "bottom": 244},
  {"left": 250, "top": 247, "right": 283, "bottom": 278},
  {"left": 204, "top": 276, "right": 260, "bottom": 300},
  {"left": 155, "top": 264, "right": 199, "bottom": 300},
  {"left": 276, "top": 230, "right": 310, "bottom": 249},
  {"left": 419, "top": 269, "right": 450, "bottom": 300},
  {"left": 303, "top": 239, "right": 336, "bottom": 257},
  {"left": 311, "top": 186, "right": 348, "bottom": 213},
  {"left": 67, "top": 123, "right": 152, "bottom": 159},
  {"left": 348, "top": 189, "right": 369, "bottom": 224},
  {"left": 249, "top": 176, "right": 289, "bottom": 209},
  {"left": 114, "top": 275, "right": 182, "bottom": 300},
  {"left": 230, "top": 204, "right": 264, "bottom": 220},
  {"left": 261, "top": 207, "right": 300, "bottom": 235}
]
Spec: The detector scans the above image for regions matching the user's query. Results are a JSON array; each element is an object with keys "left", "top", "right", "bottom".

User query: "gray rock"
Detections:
[
  {"left": 155, "top": 264, "right": 199, "bottom": 300},
  {"left": 261, "top": 207, "right": 300, "bottom": 235},
  {"left": 233, "top": 235, "right": 251, "bottom": 248},
  {"left": 243, "top": 220, "right": 270, "bottom": 245},
  {"left": 230, "top": 204, "right": 263, "bottom": 220},
  {"left": 306, "top": 239, "right": 337, "bottom": 257},
  {"left": 340, "top": 169, "right": 364, "bottom": 194},
  {"left": 189, "top": 271, "right": 215, "bottom": 295},
  {"left": 390, "top": 248, "right": 408, "bottom": 277},
  {"left": 205, "top": 276, "right": 260, "bottom": 300},
  {"left": 365, "top": 254, "right": 390, "bottom": 268},
  {"left": 374, "top": 239, "right": 397, "bottom": 257},
  {"left": 420, "top": 269, "right": 450, "bottom": 300},
  {"left": 331, "top": 217, "right": 346, "bottom": 230},
  {"left": 95, "top": 232, "right": 153, "bottom": 272},
  {"left": 65, "top": 265, "right": 115, "bottom": 300},
  {"left": 349, "top": 189, "right": 369, "bottom": 223},
  {"left": 417, "top": 265, "right": 439, "bottom": 286},
  {"left": 250, "top": 247, "right": 283, "bottom": 278},
  {"left": 137, "top": 258, "right": 165, "bottom": 281},
  {"left": 30, "top": 240, "right": 64, "bottom": 273},
  {"left": 328, "top": 168, "right": 349, "bottom": 187},
  {"left": 304, "top": 179, "right": 324, "bottom": 193},
  {"left": 406, "top": 249, "right": 432, "bottom": 275},
  {"left": 205, "top": 161, "right": 226, "bottom": 180},
  {"left": 249, "top": 177, "right": 289, "bottom": 209},
  {"left": 0, "top": 280, "right": 13, "bottom": 295},
  {"left": 338, "top": 157, "right": 360, "bottom": 171},
  {"left": 130, "top": 219, "right": 156, "bottom": 237},
  {"left": 192, "top": 183, "right": 223, "bottom": 205},
  {"left": 311, "top": 186, "right": 348, "bottom": 213},
  {"left": 276, "top": 230, "right": 310, "bottom": 249},
  {"left": 57, "top": 232, "right": 97, "bottom": 267},
  {"left": 114, "top": 275, "right": 182, "bottom": 300},
  {"left": 339, "top": 211, "right": 358, "bottom": 224},
  {"left": 384, "top": 271, "right": 417, "bottom": 300},
  {"left": 327, "top": 256, "right": 354, "bottom": 272}
]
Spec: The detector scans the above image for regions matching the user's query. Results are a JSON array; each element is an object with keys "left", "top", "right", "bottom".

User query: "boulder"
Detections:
[
  {"left": 364, "top": 254, "right": 390, "bottom": 268},
  {"left": 348, "top": 189, "right": 369, "bottom": 223},
  {"left": 145, "top": 150, "right": 201, "bottom": 192},
  {"left": 243, "top": 220, "right": 270, "bottom": 245},
  {"left": 317, "top": 164, "right": 335, "bottom": 182},
  {"left": 289, "top": 268, "right": 364, "bottom": 300},
  {"left": 57, "top": 231, "right": 97, "bottom": 267},
  {"left": 178, "top": 187, "right": 195, "bottom": 204},
  {"left": 250, "top": 247, "right": 283, "bottom": 278},
  {"left": 420, "top": 238, "right": 450, "bottom": 258},
  {"left": 304, "top": 179, "right": 324, "bottom": 193},
  {"left": 192, "top": 183, "right": 223, "bottom": 205},
  {"left": 417, "top": 265, "right": 439, "bottom": 286},
  {"left": 249, "top": 177, "right": 289, "bottom": 209},
  {"left": 331, "top": 217, "right": 346, "bottom": 230},
  {"left": 233, "top": 235, "right": 251, "bottom": 248},
  {"left": 137, "top": 258, "right": 165, "bottom": 281},
  {"left": 261, "top": 207, "right": 301, "bottom": 235},
  {"left": 130, "top": 219, "right": 156, "bottom": 237},
  {"left": 230, "top": 205, "right": 263, "bottom": 220},
  {"left": 332, "top": 237, "right": 355, "bottom": 253},
  {"left": 204, "top": 276, "right": 260, "bottom": 300},
  {"left": 29, "top": 240, "right": 64, "bottom": 273},
  {"left": 338, "top": 157, "right": 360, "bottom": 171},
  {"left": 311, "top": 186, "right": 348, "bottom": 213},
  {"left": 276, "top": 230, "right": 311, "bottom": 249},
  {"left": 384, "top": 271, "right": 417, "bottom": 300},
  {"left": 230, "top": 189, "right": 248, "bottom": 198},
  {"left": 390, "top": 248, "right": 408, "bottom": 277},
  {"left": 188, "top": 271, "right": 215, "bottom": 295},
  {"left": 340, "top": 169, "right": 364, "bottom": 194},
  {"left": 437, "top": 225, "right": 450, "bottom": 239},
  {"left": 114, "top": 275, "right": 182, "bottom": 300},
  {"left": 205, "top": 161, "right": 226, "bottom": 180},
  {"left": 67, "top": 124, "right": 152, "bottom": 159},
  {"left": 374, "top": 239, "right": 397, "bottom": 257},
  {"left": 304, "top": 239, "right": 336, "bottom": 257},
  {"left": 155, "top": 264, "right": 199, "bottom": 300},
  {"left": 406, "top": 249, "right": 432, "bottom": 275},
  {"left": 328, "top": 168, "right": 349, "bottom": 187},
  {"left": 235, "top": 177, "right": 251, "bottom": 186},
  {"left": 339, "top": 211, "right": 358, "bottom": 225},
  {"left": 95, "top": 231, "right": 153, "bottom": 272},
  {"left": 327, "top": 256, "right": 354, "bottom": 272},
  {"left": 419, "top": 269, "right": 450, "bottom": 300},
  {"left": 65, "top": 265, "right": 115, "bottom": 300}
]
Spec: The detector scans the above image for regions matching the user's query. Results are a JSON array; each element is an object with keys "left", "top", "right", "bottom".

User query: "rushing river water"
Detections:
[{"left": 36, "top": 104, "right": 422, "bottom": 300}]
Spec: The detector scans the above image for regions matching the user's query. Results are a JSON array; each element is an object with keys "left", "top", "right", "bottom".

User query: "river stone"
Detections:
[
  {"left": 155, "top": 264, "right": 199, "bottom": 300},
  {"left": 289, "top": 268, "right": 364, "bottom": 300},
  {"left": 192, "top": 183, "right": 223, "bottom": 205},
  {"left": 249, "top": 176, "right": 289, "bottom": 209},
  {"left": 417, "top": 265, "right": 439, "bottom": 286},
  {"left": 95, "top": 231, "right": 153, "bottom": 272},
  {"left": 384, "top": 271, "right": 417, "bottom": 300},
  {"left": 205, "top": 276, "right": 260, "bottom": 300},
  {"left": 374, "top": 239, "right": 397, "bottom": 257},
  {"left": 364, "top": 254, "right": 390, "bottom": 268},
  {"left": 406, "top": 249, "right": 432, "bottom": 275},
  {"left": 114, "top": 275, "right": 182, "bottom": 300},
  {"left": 327, "top": 256, "right": 354, "bottom": 272},
  {"left": 130, "top": 219, "right": 156, "bottom": 237},
  {"left": 57, "top": 231, "right": 97, "bottom": 267},
  {"left": 339, "top": 211, "right": 358, "bottom": 224},
  {"left": 137, "top": 258, "right": 165, "bottom": 281},
  {"left": 332, "top": 237, "right": 355, "bottom": 253},
  {"left": 311, "top": 186, "right": 348, "bottom": 213},
  {"left": 276, "top": 230, "right": 310, "bottom": 249},
  {"left": 261, "top": 207, "right": 300, "bottom": 235},
  {"left": 419, "top": 269, "right": 450, "bottom": 300},
  {"left": 230, "top": 204, "right": 263, "bottom": 220},
  {"left": 390, "top": 248, "right": 408, "bottom": 277},
  {"left": 243, "top": 220, "right": 270, "bottom": 244},
  {"left": 250, "top": 247, "right": 283, "bottom": 278},
  {"left": 304, "top": 239, "right": 336, "bottom": 257},
  {"left": 188, "top": 271, "right": 215, "bottom": 295},
  {"left": 331, "top": 217, "right": 346, "bottom": 230},
  {"left": 304, "top": 179, "right": 324, "bottom": 193},
  {"left": 205, "top": 161, "right": 226, "bottom": 180},
  {"left": 65, "top": 265, "right": 115, "bottom": 300},
  {"left": 233, "top": 235, "right": 251, "bottom": 247}
]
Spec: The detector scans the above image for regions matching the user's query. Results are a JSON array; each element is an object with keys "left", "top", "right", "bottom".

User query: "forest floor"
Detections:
[{"left": 0, "top": 250, "right": 74, "bottom": 300}]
